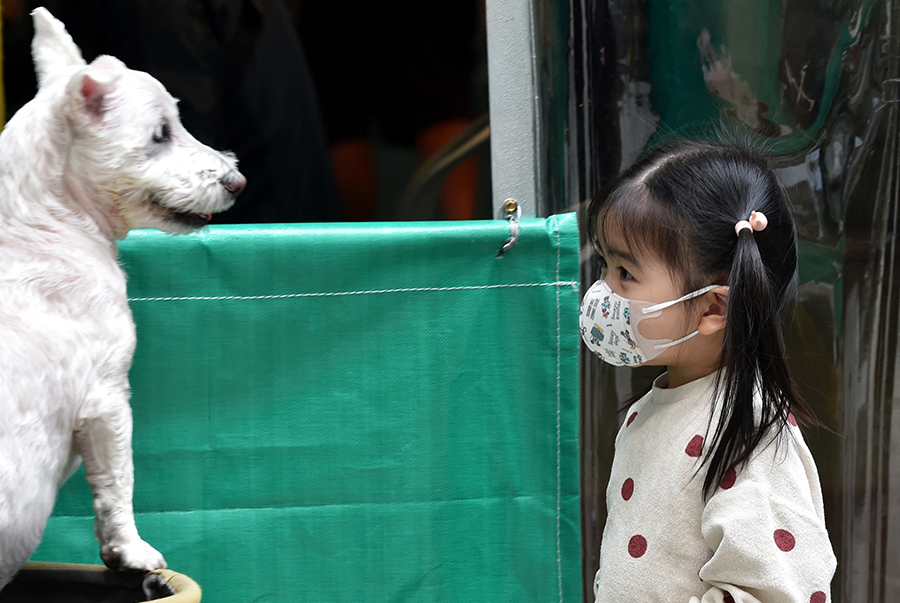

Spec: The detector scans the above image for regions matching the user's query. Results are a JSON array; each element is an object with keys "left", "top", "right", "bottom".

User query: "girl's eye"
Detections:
[{"left": 618, "top": 266, "right": 634, "bottom": 281}]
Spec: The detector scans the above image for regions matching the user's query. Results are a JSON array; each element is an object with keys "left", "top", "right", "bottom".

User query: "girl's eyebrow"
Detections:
[{"left": 604, "top": 245, "right": 641, "bottom": 268}]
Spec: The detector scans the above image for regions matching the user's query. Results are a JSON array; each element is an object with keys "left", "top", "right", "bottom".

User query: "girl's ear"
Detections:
[{"left": 697, "top": 286, "right": 729, "bottom": 335}]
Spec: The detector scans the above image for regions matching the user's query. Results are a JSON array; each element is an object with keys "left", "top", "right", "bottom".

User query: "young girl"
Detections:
[{"left": 580, "top": 140, "right": 836, "bottom": 603}]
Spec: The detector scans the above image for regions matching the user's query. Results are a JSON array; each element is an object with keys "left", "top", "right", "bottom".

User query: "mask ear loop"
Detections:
[
  {"left": 652, "top": 330, "right": 702, "bottom": 350},
  {"left": 640, "top": 284, "right": 721, "bottom": 315},
  {"left": 638, "top": 284, "right": 721, "bottom": 350}
]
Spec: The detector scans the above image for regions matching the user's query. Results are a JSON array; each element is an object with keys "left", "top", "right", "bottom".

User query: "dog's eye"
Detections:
[{"left": 152, "top": 122, "right": 171, "bottom": 145}]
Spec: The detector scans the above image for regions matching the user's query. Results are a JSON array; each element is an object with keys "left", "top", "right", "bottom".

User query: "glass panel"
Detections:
[{"left": 566, "top": 1, "right": 900, "bottom": 601}]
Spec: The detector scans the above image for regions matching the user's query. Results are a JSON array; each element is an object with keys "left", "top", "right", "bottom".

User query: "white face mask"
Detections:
[{"left": 579, "top": 280, "right": 719, "bottom": 367}]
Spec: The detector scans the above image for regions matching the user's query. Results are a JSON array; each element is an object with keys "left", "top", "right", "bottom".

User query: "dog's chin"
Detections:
[
  {"left": 148, "top": 197, "right": 221, "bottom": 232},
  {"left": 163, "top": 208, "right": 212, "bottom": 231}
]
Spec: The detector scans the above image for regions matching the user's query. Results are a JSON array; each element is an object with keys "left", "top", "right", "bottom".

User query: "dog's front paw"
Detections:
[{"left": 101, "top": 539, "right": 167, "bottom": 572}]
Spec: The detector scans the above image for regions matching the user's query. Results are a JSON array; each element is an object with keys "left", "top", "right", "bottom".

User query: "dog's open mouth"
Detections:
[{"left": 149, "top": 197, "right": 214, "bottom": 229}]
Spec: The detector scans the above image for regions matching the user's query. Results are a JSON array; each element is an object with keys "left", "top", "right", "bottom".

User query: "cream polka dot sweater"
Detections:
[{"left": 593, "top": 371, "right": 836, "bottom": 603}]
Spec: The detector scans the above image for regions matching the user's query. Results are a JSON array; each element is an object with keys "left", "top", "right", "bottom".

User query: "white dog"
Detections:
[{"left": 0, "top": 8, "right": 244, "bottom": 589}]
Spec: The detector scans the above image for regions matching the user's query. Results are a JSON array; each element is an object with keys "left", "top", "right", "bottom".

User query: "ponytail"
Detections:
[{"left": 703, "top": 224, "right": 803, "bottom": 497}]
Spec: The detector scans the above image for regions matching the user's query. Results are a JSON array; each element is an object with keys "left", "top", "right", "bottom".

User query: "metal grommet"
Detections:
[{"left": 503, "top": 198, "right": 519, "bottom": 215}]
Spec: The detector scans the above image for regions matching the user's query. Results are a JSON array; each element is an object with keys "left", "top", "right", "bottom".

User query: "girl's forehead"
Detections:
[
  {"left": 596, "top": 203, "right": 651, "bottom": 260},
  {"left": 598, "top": 230, "right": 646, "bottom": 266}
]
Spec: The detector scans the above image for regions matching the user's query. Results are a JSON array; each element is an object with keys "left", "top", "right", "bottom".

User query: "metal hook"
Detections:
[{"left": 496, "top": 199, "right": 522, "bottom": 259}]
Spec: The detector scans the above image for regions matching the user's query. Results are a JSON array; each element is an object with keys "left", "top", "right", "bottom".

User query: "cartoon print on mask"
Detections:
[
  {"left": 623, "top": 307, "right": 630, "bottom": 325},
  {"left": 621, "top": 330, "right": 638, "bottom": 349},
  {"left": 591, "top": 324, "right": 605, "bottom": 343},
  {"left": 601, "top": 297, "right": 611, "bottom": 318},
  {"left": 584, "top": 295, "right": 599, "bottom": 320}
]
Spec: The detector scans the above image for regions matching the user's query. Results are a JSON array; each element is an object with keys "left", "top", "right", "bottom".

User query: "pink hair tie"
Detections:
[{"left": 735, "top": 211, "right": 768, "bottom": 236}]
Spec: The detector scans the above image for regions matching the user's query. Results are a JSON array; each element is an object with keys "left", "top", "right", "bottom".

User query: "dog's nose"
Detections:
[{"left": 222, "top": 171, "right": 246, "bottom": 196}]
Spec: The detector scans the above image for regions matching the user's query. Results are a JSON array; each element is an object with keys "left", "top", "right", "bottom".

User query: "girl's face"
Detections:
[{"left": 598, "top": 232, "right": 701, "bottom": 366}]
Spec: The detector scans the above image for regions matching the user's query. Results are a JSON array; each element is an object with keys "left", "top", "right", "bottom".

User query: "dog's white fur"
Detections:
[{"left": 0, "top": 8, "right": 243, "bottom": 589}]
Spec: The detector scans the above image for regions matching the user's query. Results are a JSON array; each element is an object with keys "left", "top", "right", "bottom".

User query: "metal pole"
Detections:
[{"left": 484, "top": 0, "right": 541, "bottom": 218}]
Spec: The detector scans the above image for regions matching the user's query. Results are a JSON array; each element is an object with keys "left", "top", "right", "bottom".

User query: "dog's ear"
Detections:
[
  {"left": 79, "top": 73, "right": 110, "bottom": 121},
  {"left": 31, "top": 7, "right": 87, "bottom": 89},
  {"left": 65, "top": 62, "right": 123, "bottom": 124}
]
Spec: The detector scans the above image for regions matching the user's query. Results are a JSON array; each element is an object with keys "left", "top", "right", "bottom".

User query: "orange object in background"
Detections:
[
  {"left": 330, "top": 139, "right": 379, "bottom": 222},
  {"left": 415, "top": 118, "right": 479, "bottom": 221}
]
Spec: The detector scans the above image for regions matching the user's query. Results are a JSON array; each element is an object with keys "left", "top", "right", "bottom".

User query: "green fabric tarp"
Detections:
[{"left": 30, "top": 215, "right": 582, "bottom": 603}]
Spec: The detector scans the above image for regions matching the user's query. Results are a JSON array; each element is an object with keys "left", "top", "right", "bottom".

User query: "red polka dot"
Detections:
[
  {"left": 788, "top": 412, "right": 798, "bottom": 426},
  {"left": 685, "top": 434, "right": 703, "bottom": 457},
  {"left": 774, "top": 529, "right": 796, "bottom": 552},
  {"left": 720, "top": 467, "right": 737, "bottom": 489},
  {"left": 621, "top": 478, "right": 634, "bottom": 501},
  {"left": 810, "top": 592, "right": 826, "bottom": 603},
  {"left": 628, "top": 534, "right": 647, "bottom": 558},
  {"left": 627, "top": 412, "right": 638, "bottom": 427}
]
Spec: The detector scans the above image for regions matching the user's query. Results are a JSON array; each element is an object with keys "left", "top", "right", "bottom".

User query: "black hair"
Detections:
[{"left": 586, "top": 139, "right": 810, "bottom": 497}]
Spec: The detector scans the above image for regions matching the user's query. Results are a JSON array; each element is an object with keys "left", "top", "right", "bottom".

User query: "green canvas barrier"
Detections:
[{"left": 30, "top": 215, "right": 581, "bottom": 603}]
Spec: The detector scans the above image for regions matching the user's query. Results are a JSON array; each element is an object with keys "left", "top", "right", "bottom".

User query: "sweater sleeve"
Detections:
[{"left": 694, "top": 427, "right": 836, "bottom": 603}]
